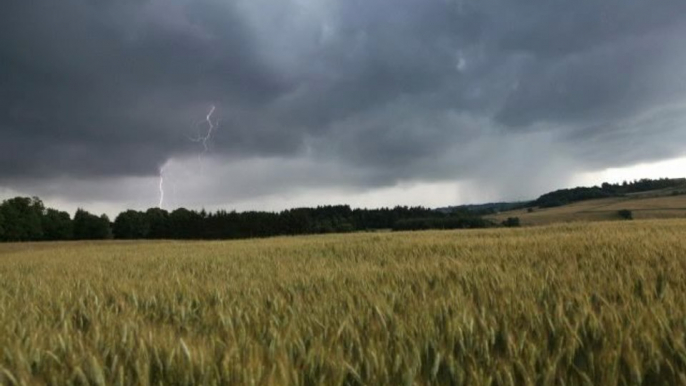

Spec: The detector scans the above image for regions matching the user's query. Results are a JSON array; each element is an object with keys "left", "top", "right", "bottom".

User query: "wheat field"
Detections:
[{"left": 1, "top": 220, "right": 686, "bottom": 385}]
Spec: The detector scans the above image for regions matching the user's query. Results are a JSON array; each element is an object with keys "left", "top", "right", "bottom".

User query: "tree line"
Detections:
[
  {"left": 0, "top": 197, "right": 111, "bottom": 241},
  {"left": 0, "top": 196, "right": 493, "bottom": 242},
  {"left": 3, "top": 178, "right": 679, "bottom": 242}
]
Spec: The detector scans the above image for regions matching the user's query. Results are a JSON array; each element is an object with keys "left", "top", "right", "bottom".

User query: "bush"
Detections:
[
  {"left": 502, "top": 217, "right": 521, "bottom": 227},
  {"left": 618, "top": 210, "right": 633, "bottom": 220}
]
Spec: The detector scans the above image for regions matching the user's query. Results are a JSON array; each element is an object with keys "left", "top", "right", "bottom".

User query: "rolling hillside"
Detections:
[{"left": 487, "top": 192, "right": 686, "bottom": 226}]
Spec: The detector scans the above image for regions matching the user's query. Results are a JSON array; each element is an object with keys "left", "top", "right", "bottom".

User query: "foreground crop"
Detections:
[{"left": 1, "top": 221, "right": 686, "bottom": 385}]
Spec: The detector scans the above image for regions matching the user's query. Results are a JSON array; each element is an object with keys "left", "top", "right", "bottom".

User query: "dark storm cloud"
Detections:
[
  {"left": 0, "top": 0, "right": 289, "bottom": 179},
  {"left": 2, "top": 0, "right": 686, "bottom": 192},
  {"left": 494, "top": 0, "right": 686, "bottom": 57}
]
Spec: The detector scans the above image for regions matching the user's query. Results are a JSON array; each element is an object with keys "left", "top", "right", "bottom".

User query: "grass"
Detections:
[
  {"left": 488, "top": 194, "right": 686, "bottom": 226},
  {"left": 1, "top": 220, "right": 686, "bottom": 385}
]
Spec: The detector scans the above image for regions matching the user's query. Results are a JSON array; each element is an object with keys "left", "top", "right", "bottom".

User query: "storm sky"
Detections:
[{"left": 2, "top": 0, "right": 686, "bottom": 215}]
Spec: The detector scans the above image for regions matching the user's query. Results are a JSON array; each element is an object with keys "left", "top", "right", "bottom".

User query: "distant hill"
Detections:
[
  {"left": 436, "top": 178, "right": 686, "bottom": 213},
  {"left": 441, "top": 177, "right": 686, "bottom": 226},
  {"left": 436, "top": 201, "right": 530, "bottom": 215},
  {"left": 533, "top": 178, "right": 686, "bottom": 208},
  {"left": 487, "top": 186, "right": 686, "bottom": 226}
]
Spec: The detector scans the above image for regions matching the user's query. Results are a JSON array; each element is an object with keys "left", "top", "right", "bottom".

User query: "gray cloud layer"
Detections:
[{"left": 2, "top": 0, "right": 686, "bottom": 205}]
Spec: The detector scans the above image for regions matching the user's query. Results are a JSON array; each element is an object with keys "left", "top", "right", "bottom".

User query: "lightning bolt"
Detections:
[
  {"left": 189, "top": 105, "right": 219, "bottom": 166},
  {"left": 202, "top": 105, "right": 217, "bottom": 153},
  {"left": 155, "top": 105, "right": 218, "bottom": 209},
  {"left": 158, "top": 164, "right": 167, "bottom": 209}
]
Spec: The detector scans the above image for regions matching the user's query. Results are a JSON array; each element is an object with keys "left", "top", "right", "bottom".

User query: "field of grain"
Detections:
[
  {"left": 2, "top": 220, "right": 686, "bottom": 385},
  {"left": 488, "top": 194, "right": 686, "bottom": 226}
]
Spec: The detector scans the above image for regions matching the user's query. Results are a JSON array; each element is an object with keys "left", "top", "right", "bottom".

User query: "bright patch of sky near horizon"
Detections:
[
  {"left": 574, "top": 156, "right": 686, "bottom": 187},
  {"left": 4, "top": 157, "right": 684, "bottom": 218}
]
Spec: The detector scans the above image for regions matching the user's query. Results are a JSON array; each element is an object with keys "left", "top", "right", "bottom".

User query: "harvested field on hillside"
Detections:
[{"left": 489, "top": 194, "right": 686, "bottom": 225}]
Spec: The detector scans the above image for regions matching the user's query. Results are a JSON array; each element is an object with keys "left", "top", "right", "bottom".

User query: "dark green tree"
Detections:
[
  {"left": 0, "top": 197, "right": 45, "bottom": 241},
  {"left": 144, "top": 208, "right": 169, "bottom": 239},
  {"left": 42, "top": 209, "right": 73, "bottom": 240},
  {"left": 73, "top": 209, "right": 112, "bottom": 240},
  {"left": 279, "top": 208, "right": 313, "bottom": 235},
  {"left": 618, "top": 210, "right": 633, "bottom": 220},
  {"left": 98, "top": 215, "right": 113, "bottom": 239},
  {"left": 0, "top": 210, "right": 5, "bottom": 240},
  {"left": 113, "top": 210, "right": 149, "bottom": 239},
  {"left": 168, "top": 208, "right": 203, "bottom": 239}
]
